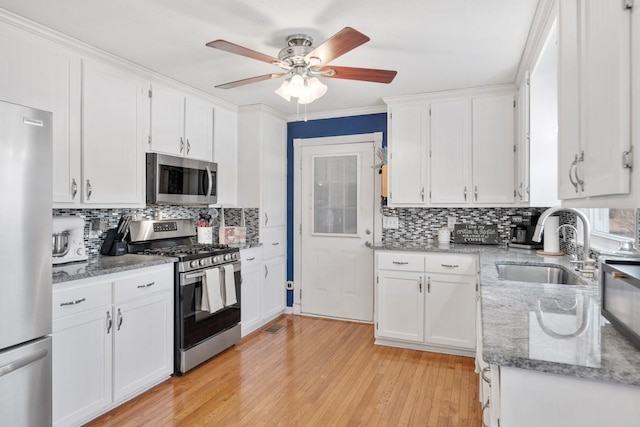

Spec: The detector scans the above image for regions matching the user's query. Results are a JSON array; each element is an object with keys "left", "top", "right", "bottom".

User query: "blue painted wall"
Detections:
[{"left": 285, "top": 113, "right": 387, "bottom": 306}]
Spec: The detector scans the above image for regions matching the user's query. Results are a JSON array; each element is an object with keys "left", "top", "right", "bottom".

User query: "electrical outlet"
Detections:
[
  {"left": 286, "top": 281, "right": 294, "bottom": 290},
  {"left": 447, "top": 216, "right": 457, "bottom": 229},
  {"left": 382, "top": 216, "right": 399, "bottom": 229}
]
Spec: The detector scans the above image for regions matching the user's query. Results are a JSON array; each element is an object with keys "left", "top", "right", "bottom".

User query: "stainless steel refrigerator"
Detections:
[{"left": 0, "top": 100, "right": 52, "bottom": 426}]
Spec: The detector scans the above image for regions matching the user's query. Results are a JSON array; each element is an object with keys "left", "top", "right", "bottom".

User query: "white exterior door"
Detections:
[{"left": 299, "top": 140, "right": 375, "bottom": 321}]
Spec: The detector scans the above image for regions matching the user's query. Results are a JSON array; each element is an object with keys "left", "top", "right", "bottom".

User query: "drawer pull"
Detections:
[
  {"left": 137, "top": 281, "right": 155, "bottom": 289},
  {"left": 246, "top": 257, "right": 256, "bottom": 261},
  {"left": 392, "top": 261, "right": 409, "bottom": 265},
  {"left": 272, "top": 242, "right": 280, "bottom": 246},
  {"left": 441, "top": 264, "right": 459, "bottom": 268},
  {"left": 60, "top": 297, "right": 86, "bottom": 307}
]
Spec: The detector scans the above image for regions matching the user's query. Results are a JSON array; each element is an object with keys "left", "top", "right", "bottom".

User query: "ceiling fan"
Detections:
[{"left": 206, "top": 27, "right": 397, "bottom": 104}]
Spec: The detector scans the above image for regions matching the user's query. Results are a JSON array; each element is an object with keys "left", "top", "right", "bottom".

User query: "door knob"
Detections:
[
  {"left": 365, "top": 229, "right": 371, "bottom": 235},
  {"left": 365, "top": 241, "right": 373, "bottom": 249}
]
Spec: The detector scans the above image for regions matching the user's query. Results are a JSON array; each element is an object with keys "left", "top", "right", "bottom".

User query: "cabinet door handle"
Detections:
[
  {"left": 246, "top": 257, "right": 255, "bottom": 261},
  {"left": 420, "top": 187, "right": 425, "bottom": 202},
  {"left": 60, "top": 297, "right": 86, "bottom": 307},
  {"left": 71, "top": 178, "right": 78, "bottom": 199},
  {"left": 569, "top": 154, "right": 579, "bottom": 193},
  {"left": 481, "top": 400, "right": 491, "bottom": 427},
  {"left": 463, "top": 186, "right": 467, "bottom": 201},
  {"left": 117, "top": 308, "right": 123, "bottom": 331},
  {"left": 481, "top": 367, "right": 492, "bottom": 384},
  {"left": 517, "top": 182, "right": 523, "bottom": 200},
  {"left": 186, "top": 139, "right": 191, "bottom": 154},
  {"left": 441, "top": 264, "right": 459, "bottom": 268},
  {"left": 180, "top": 137, "right": 185, "bottom": 153},
  {"left": 272, "top": 242, "right": 280, "bottom": 246},
  {"left": 264, "top": 265, "right": 269, "bottom": 278},
  {"left": 474, "top": 185, "right": 478, "bottom": 201},
  {"left": 106, "top": 311, "right": 112, "bottom": 334},
  {"left": 86, "top": 180, "right": 92, "bottom": 200},
  {"left": 575, "top": 150, "right": 585, "bottom": 191},
  {"left": 419, "top": 276, "right": 423, "bottom": 293},
  {"left": 392, "top": 261, "right": 409, "bottom": 265},
  {"left": 137, "top": 281, "right": 155, "bottom": 288},
  {"left": 264, "top": 212, "right": 269, "bottom": 226},
  {"left": 427, "top": 277, "right": 431, "bottom": 293}
]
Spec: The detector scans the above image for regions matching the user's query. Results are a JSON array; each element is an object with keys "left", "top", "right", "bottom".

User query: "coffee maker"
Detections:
[
  {"left": 508, "top": 212, "right": 543, "bottom": 249},
  {"left": 52, "top": 216, "right": 88, "bottom": 264}
]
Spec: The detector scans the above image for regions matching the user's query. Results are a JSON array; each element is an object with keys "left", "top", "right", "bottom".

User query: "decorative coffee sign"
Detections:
[{"left": 452, "top": 224, "right": 500, "bottom": 245}]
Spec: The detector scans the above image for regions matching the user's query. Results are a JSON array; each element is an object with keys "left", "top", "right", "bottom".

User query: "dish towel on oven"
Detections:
[
  {"left": 202, "top": 268, "right": 224, "bottom": 313},
  {"left": 223, "top": 264, "right": 237, "bottom": 306}
]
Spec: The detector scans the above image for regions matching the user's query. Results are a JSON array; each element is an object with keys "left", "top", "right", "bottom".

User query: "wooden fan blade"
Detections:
[
  {"left": 305, "top": 27, "right": 370, "bottom": 66},
  {"left": 215, "top": 73, "right": 286, "bottom": 89},
  {"left": 206, "top": 39, "right": 279, "bottom": 65},
  {"left": 320, "top": 66, "right": 397, "bottom": 83}
]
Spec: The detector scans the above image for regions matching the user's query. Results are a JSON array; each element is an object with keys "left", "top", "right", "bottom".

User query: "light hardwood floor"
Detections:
[{"left": 87, "top": 315, "right": 482, "bottom": 426}]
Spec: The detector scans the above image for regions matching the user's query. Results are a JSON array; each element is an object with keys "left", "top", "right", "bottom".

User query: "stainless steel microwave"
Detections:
[{"left": 146, "top": 153, "right": 217, "bottom": 205}]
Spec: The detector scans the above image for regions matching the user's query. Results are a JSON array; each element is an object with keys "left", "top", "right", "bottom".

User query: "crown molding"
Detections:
[
  {"left": 0, "top": 8, "right": 238, "bottom": 111},
  {"left": 514, "top": 0, "right": 558, "bottom": 87},
  {"left": 285, "top": 104, "right": 386, "bottom": 123},
  {"left": 382, "top": 84, "right": 516, "bottom": 106}
]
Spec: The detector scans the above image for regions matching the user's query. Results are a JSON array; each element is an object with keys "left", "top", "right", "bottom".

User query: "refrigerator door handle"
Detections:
[{"left": 0, "top": 348, "right": 48, "bottom": 378}]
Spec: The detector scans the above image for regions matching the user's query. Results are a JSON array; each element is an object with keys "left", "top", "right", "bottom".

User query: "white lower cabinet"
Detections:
[
  {"left": 376, "top": 271, "right": 425, "bottom": 342},
  {"left": 240, "top": 247, "right": 263, "bottom": 336},
  {"left": 240, "top": 247, "right": 286, "bottom": 336},
  {"left": 375, "top": 251, "right": 477, "bottom": 355},
  {"left": 52, "top": 264, "right": 173, "bottom": 427},
  {"left": 263, "top": 256, "right": 286, "bottom": 321}
]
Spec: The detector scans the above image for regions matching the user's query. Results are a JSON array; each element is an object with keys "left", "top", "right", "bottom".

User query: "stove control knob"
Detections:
[
  {"left": 224, "top": 254, "right": 232, "bottom": 261},
  {"left": 199, "top": 259, "right": 207, "bottom": 267},
  {"left": 213, "top": 256, "right": 221, "bottom": 264},
  {"left": 190, "top": 261, "right": 198, "bottom": 268}
]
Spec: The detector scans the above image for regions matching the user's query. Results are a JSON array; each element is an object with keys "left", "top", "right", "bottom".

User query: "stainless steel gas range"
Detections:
[{"left": 128, "top": 219, "right": 241, "bottom": 375}]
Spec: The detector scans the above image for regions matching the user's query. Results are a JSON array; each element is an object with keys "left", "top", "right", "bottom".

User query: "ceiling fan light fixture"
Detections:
[
  {"left": 307, "top": 77, "right": 327, "bottom": 100},
  {"left": 288, "top": 74, "right": 306, "bottom": 98},
  {"left": 275, "top": 79, "right": 291, "bottom": 101}
]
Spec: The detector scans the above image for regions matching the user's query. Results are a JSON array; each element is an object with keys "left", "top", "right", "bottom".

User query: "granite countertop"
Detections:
[
  {"left": 376, "top": 242, "right": 640, "bottom": 387},
  {"left": 52, "top": 254, "right": 177, "bottom": 284}
]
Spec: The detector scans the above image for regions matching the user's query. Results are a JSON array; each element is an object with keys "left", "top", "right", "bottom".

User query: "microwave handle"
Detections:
[{"left": 206, "top": 165, "right": 213, "bottom": 197}]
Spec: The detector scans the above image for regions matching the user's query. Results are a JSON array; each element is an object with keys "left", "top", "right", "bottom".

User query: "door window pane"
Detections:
[{"left": 313, "top": 155, "right": 357, "bottom": 234}]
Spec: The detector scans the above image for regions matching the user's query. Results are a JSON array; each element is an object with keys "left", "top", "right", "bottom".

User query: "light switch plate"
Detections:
[{"left": 382, "top": 216, "right": 399, "bottom": 229}]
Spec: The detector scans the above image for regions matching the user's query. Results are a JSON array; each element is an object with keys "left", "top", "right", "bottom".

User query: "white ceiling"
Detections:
[{"left": 0, "top": 0, "right": 539, "bottom": 117}]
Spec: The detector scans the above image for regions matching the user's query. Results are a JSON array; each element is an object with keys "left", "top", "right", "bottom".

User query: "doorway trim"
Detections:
[{"left": 293, "top": 132, "right": 383, "bottom": 316}]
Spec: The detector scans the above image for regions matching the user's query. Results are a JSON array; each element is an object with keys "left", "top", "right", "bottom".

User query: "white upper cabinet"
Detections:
[
  {"left": 213, "top": 106, "right": 238, "bottom": 206},
  {"left": 82, "top": 59, "right": 145, "bottom": 205},
  {"left": 387, "top": 103, "right": 429, "bottom": 205},
  {"left": 558, "top": 0, "right": 632, "bottom": 201},
  {"left": 237, "top": 105, "right": 287, "bottom": 229},
  {"left": 429, "top": 99, "right": 472, "bottom": 204},
  {"left": 0, "top": 26, "right": 81, "bottom": 205},
  {"left": 516, "top": 74, "right": 531, "bottom": 204},
  {"left": 472, "top": 95, "right": 515, "bottom": 204},
  {"left": 149, "top": 82, "right": 213, "bottom": 162},
  {"left": 385, "top": 87, "right": 515, "bottom": 207}
]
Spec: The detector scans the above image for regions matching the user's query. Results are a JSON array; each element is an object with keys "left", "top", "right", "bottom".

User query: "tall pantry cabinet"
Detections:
[{"left": 238, "top": 105, "right": 287, "bottom": 320}]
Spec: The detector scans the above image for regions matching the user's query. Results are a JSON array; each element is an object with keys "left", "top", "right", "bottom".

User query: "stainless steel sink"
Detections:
[{"left": 495, "top": 263, "right": 581, "bottom": 285}]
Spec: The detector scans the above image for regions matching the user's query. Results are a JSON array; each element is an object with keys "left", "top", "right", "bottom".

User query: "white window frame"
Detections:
[{"left": 575, "top": 208, "right": 635, "bottom": 253}]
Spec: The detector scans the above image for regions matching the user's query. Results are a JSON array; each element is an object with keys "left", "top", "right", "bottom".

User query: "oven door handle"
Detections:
[{"left": 185, "top": 271, "right": 207, "bottom": 281}]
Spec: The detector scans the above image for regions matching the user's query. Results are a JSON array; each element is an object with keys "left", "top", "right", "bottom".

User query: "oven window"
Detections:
[
  {"left": 179, "top": 269, "right": 241, "bottom": 349},
  {"left": 158, "top": 164, "right": 208, "bottom": 196}
]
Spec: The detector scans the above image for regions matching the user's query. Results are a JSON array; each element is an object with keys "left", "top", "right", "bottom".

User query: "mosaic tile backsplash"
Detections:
[
  {"left": 381, "top": 207, "right": 548, "bottom": 245},
  {"left": 53, "top": 206, "right": 259, "bottom": 258}
]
